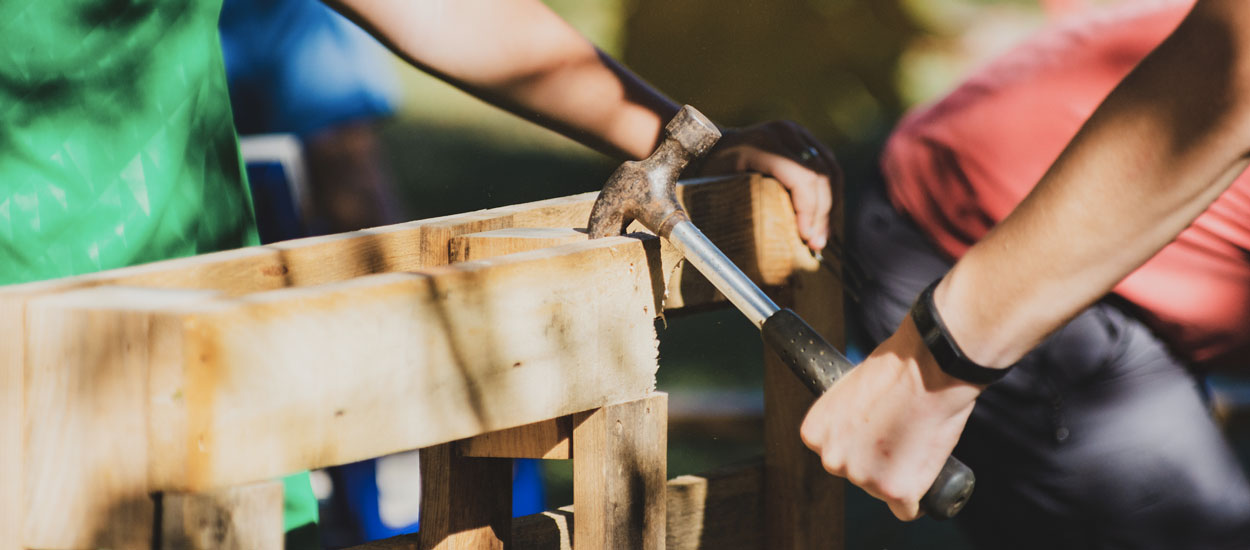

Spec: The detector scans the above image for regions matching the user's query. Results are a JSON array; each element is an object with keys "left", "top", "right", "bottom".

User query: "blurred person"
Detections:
[
  {"left": 0, "top": 0, "right": 837, "bottom": 547},
  {"left": 220, "top": 0, "right": 403, "bottom": 235},
  {"left": 800, "top": 1, "right": 1250, "bottom": 548}
]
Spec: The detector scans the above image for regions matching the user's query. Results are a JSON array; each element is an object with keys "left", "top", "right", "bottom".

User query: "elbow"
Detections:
[
  {"left": 1193, "top": 2, "right": 1250, "bottom": 107},
  {"left": 1190, "top": 0, "right": 1250, "bottom": 48},
  {"left": 1162, "top": 1, "right": 1250, "bottom": 152}
]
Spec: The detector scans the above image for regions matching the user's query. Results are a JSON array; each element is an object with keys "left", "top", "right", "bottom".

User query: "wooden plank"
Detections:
[
  {"left": 763, "top": 201, "right": 845, "bottom": 550},
  {"left": 0, "top": 190, "right": 602, "bottom": 301},
  {"left": 0, "top": 173, "right": 786, "bottom": 306},
  {"left": 664, "top": 174, "right": 797, "bottom": 310},
  {"left": 415, "top": 193, "right": 598, "bottom": 268},
  {"left": 449, "top": 227, "right": 588, "bottom": 263},
  {"left": 687, "top": 173, "right": 796, "bottom": 286},
  {"left": 573, "top": 393, "right": 668, "bottom": 550},
  {"left": 19, "top": 235, "right": 655, "bottom": 497},
  {"left": 449, "top": 226, "right": 593, "bottom": 462},
  {"left": 160, "top": 237, "right": 661, "bottom": 490},
  {"left": 0, "top": 294, "right": 23, "bottom": 550},
  {"left": 347, "top": 460, "right": 765, "bottom": 550},
  {"left": 418, "top": 444, "right": 512, "bottom": 550},
  {"left": 23, "top": 288, "right": 218, "bottom": 549},
  {"left": 440, "top": 178, "right": 811, "bottom": 320},
  {"left": 431, "top": 174, "right": 802, "bottom": 315},
  {"left": 160, "top": 480, "right": 284, "bottom": 550},
  {"left": 457, "top": 416, "right": 573, "bottom": 460}
]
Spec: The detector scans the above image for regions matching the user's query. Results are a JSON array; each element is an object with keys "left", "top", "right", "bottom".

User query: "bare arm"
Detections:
[
  {"left": 943, "top": 0, "right": 1250, "bottom": 367},
  {"left": 325, "top": 0, "right": 676, "bottom": 160},
  {"left": 324, "top": 0, "right": 838, "bottom": 249},
  {"left": 802, "top": 0, "right": 1250, "bottom": 520}
]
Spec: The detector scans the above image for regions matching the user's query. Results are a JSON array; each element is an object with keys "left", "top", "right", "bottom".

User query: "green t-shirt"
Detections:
[
  {"left": 0, "top": 0, "right": 316, "bottom": 542},
  {"left": 0, "top": 0, "right": 258, "bottom": 285}
]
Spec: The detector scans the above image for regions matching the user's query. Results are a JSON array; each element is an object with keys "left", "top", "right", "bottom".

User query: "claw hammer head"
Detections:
[{"left": 587, "top": 105, "right": 721, "bottom": 239}]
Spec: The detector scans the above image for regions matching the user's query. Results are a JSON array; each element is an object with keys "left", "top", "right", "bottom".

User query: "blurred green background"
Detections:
[
  {"left": 367, "top": 1, "right": 1117, "bottom": 548},
  {"left": 382, "top": 0, "right": 1061, "bottom": 221}
]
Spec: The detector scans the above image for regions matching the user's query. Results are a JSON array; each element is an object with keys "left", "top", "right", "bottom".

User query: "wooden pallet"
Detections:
[{"left": 0, "top": 174, "right": 843, "bottom": 549}]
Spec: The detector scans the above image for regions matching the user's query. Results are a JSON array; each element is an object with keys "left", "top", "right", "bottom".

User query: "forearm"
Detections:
[
  {"left": 325, "top": 0, "right": 839, "bottom": 251},
  {"left": 938, "top": 0, "right": 1250, "bottom": 367},
  {"left": 325, "top": 0, "right": 680, "bottom": 160}
]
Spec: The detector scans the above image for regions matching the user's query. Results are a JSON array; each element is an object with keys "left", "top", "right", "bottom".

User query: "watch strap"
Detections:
[{"left": 910, "top": 279, "right": 1012, "bottom": 385}]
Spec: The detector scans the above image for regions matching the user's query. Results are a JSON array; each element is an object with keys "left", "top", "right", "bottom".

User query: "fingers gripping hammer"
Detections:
[{"left": 587, "top": 105, "right": 975, "bottom": 520}]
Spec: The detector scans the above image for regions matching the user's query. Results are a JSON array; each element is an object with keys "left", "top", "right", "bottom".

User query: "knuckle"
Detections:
[
  {"left": 876, "top": 479, "right": 920, "bottom": 510},
  {"left": 877, "top": 481, "right": 906, "bottom": 503},
  {"left": 888, "top": 501, "right": 922, "bottom": 522},
  {"left": 798, "top": 423, "right": 819, "bottom": 448},
  {"left": 820, "top": 455, "right": 848, "bottom": 478}
]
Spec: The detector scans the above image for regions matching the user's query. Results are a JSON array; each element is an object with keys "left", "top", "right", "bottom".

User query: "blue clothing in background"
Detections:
[{"left": 219, "top": 0, "right": 398, "bottom": 137}]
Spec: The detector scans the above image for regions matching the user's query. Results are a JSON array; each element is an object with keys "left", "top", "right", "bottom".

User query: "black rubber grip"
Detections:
[{"left": 761, "top": 308, "right": 975, "bottom": 520}]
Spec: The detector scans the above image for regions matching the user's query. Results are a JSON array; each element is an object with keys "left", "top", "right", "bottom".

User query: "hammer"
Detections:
[{"left": 587, "top": 105, "right": 975, "bottom": 520}]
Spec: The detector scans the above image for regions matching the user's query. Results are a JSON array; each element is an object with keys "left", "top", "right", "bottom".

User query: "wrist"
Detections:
[
  {"left": 896, "top": 315, "right": 986, "bottom": 408},
  {"left": 931, "top": 268, "right": 1026, "bottom": 368},
  {"left": 912, "top": 278, "right": 1014, "bottom": 385}
]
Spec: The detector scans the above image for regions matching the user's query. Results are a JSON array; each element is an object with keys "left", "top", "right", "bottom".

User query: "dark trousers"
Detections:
[{"left": 849, "top": 187, "right": 1250, "bottom": 549}]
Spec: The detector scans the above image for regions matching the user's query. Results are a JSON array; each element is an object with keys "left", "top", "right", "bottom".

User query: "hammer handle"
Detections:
[{"left": 760, "top": 308, "right": 975, "bottom": 520}]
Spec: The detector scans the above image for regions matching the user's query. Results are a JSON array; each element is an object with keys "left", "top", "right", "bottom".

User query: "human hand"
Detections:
[
  {"left": 799, "top": 315, "right": 982, "bottom": 520},
  {"left": 698, "top": 121, "right": 840, "bottom": 251}
]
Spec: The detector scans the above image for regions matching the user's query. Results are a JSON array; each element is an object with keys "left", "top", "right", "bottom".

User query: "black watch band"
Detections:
[{"left": 909, "top": 279, "right": 1012, "bottom": 385}]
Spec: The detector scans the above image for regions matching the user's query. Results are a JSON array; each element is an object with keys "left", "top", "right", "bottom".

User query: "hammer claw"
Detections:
[{"left": 587, "top": 106, "right": 721, "bottom": 239}]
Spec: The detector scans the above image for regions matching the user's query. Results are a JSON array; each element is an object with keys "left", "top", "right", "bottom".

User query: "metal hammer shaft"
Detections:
[{"left": 669, "top": 221, "right": 780, "bottom": 326}]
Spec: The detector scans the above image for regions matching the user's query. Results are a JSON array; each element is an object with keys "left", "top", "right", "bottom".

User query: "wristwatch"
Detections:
[{"left": 909, "top": 279, "right": 1013, "bottom": 385}]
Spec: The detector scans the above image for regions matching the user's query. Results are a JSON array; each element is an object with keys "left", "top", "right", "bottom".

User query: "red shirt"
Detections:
[{"left": 884, "top": 0, "right": 1250, "bottom": 370}]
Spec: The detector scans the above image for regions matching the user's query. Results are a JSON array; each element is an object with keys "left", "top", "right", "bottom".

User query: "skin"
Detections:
[
  {"left": 323, "top": 0, "right": 837, "bottom": 250},
  {"left": 801, "top": 0, "right": 1250, "bottom": 520}
]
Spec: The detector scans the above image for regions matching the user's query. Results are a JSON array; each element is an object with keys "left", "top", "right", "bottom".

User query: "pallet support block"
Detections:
[
  {"left": 419, "top": 444, "right": 514, "bottom": 550},
  {"left": 457, "top": 416, "right": 573, "bottom": 460},
  {"left": 573, "top": 393, "right": 668, "bottom": 550}
]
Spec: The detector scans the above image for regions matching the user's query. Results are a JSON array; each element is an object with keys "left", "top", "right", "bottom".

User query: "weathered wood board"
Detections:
[
  {"left": 21, "top": 235, "right": 664, "bottom": 548},
  {"left": 2, "top": 173, "right": 815, "bottom": 549}
]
